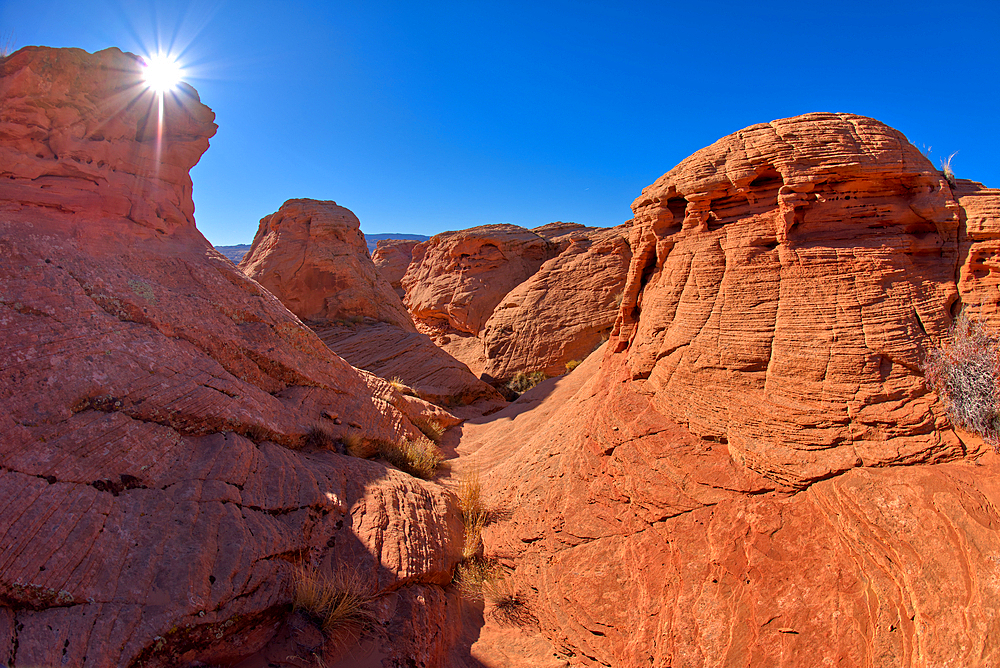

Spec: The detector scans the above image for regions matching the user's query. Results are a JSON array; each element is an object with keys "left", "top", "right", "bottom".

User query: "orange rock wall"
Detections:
[{"left": 470, "top": 114, "right": 1000, "bottom": 668}]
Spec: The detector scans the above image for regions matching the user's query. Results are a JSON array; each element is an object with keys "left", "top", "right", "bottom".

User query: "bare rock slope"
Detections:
[
  {"left": 464, "top": 113, "right": 1000, "bottom": 668},
  {"left": 0, "top": 46, "right": 463, "bottom": 667}
]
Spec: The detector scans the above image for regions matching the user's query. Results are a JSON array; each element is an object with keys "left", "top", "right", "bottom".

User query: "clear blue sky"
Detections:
[{"left": 4, "top": 1, "right": 998, "bottom": 245}]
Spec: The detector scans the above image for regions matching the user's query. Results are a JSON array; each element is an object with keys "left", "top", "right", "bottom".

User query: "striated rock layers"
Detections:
[
  {"left": 239, "top": 198, "right": 415, "bottom": 330},
  {"left": 241, "top": 200, "right": 504, "bottom": 407},
  {"left": 466, "top": 113, "right": 1000, "bottom": 667},
  {"left": 402, "top": 222, "right": 631, "bottom": 380},
  {"left": 0, "top": 47, "right": 463, "bottom": 667},
  {"left": 373, "top": 238, "right": 420, "bottom": 298}
]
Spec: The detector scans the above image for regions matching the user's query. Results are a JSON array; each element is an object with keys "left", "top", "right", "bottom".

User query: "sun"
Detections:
[{"left": 142, "top": 54, "right": 184, "bottom": 93}]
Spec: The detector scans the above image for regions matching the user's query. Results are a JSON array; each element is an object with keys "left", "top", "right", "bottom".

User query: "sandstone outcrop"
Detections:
[
  {"left": 0, "top": 46, "right": 462, "bottom": 667},
  {"left": 239, "top": 199, "right": 415, "bottom": 331},
  {"left": 239, "top": 202, "right": 503, "bottom": 407},
  {"left": 373, "top": 238, "right": 420, "bottom": 298},
  {"left": 461, "top": 113, "right": 1000, "bottom": 667},
  {"left": 480, "top": 224, "right": 631, "bottom": 380},
  {"left": 402, "top": 222, "right": 630, "bottom": 379}
]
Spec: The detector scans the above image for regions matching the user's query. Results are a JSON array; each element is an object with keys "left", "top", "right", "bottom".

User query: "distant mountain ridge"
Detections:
[{"left": 215, "top": 233, "right": 431, "bottom": 264}]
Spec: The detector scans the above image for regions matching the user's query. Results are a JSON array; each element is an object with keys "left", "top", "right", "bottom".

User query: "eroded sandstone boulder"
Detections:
[
  {"left": 239, "top": 198, "right": 416, "bottom": 331},
  {"left": 0, "top": 46, "right": 462, "bottom": 667},
  {"left": 401, "top": 222, "right": 630, "bottom": 380},
  {"left": 462, "top": 113, "right": 1000, "bottom": 668},
  {"left": 481, "top": 223, "right": 631, "bottom": 380}
]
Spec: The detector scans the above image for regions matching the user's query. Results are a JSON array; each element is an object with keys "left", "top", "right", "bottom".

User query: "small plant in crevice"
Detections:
[
  {"left": 564, "top": 359, "right": 582, "bottom": 374},
  {"left": 413, "top": 415, "right": 446, "bottom": 443},
  {"left": 507, "top": 370, "right": 547, "bottom": 396},
  {"left": 457, "top": 469, "right": 488, "bottom": 560},
  {"left": 373, "top": 438, "right": 443, "bottom": 479},
  {"left": 303, "top": 426, "right": 339, "bottom": 451},
  {"left": 388, "top": 376, "right": 418, "bottom": 397},
  {"left": 454, "top": 559, "right": 533, "bottom": 626},
  {"left": 292, "top": 565, "right": 378, "bottom": 636},
  {"left": 923, "top": 314, "right": 1000, "bottom": 451},
  {"left": 481, "top": 575, "right": 533, "bottom": 626},
  {"left": 454, "top": 557, "right": 504, "bottom": 600},
  {"left": 940, "top": 151, "right": 958, "bottom": 189}
]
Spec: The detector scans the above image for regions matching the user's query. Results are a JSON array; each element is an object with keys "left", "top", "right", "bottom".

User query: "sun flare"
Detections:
[{"left": 142, "top": 54, "right": 184, "bottom": 93}]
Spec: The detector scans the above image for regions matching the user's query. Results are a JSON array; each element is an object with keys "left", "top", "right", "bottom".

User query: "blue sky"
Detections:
[{"left": 4, "top": 0, "right": 998, "bottom": 245}]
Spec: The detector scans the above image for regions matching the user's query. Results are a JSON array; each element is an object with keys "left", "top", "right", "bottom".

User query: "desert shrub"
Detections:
[
  {"left": 303, "top": 426, "right": 337, "bottom": 449},
  {"left": 374, "top": 438, "right": 442, "bottom": 479},
  {"left": 507, "top": 370, "right": 547, "bottom": 395},
  {"left": 481, "top": 573, "right": 532, "bottom": 626},
  {"left": 564, "top": 359, "right": 582, "bottom": 373},
  {"left": 613, "top": 290, "right": 624, "bottom": 308},
  {"left": 923, "top": 314, "right": 1000, "bottom": 450},
  {"left": 292, "top": 566, "right": 377, "bottom": 635},
  {"left": 413, "top": 415, "right": 445, "bottom": 443}
]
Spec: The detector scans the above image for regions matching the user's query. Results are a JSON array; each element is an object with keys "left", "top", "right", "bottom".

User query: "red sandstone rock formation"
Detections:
[
  {"left": 402, "top": 222, "right": 630, "bottom": 380},
  {"left": 481, "top": 223, "right": 631, "bottom": 380},
  {"left": 373, "top": 238, "right": 420, "bottom": 298},
  {"left": 239, "top": 202, "right": 503, "bottom": 407},
  {"left": 239, "top": 199, "right": 415, "bottom": 331},
  {"left": 0, "top": 47, "right": 462, "bottom": 667},
  {"left": 461, "top": 113, "right": 1000, "bottom": 667}
]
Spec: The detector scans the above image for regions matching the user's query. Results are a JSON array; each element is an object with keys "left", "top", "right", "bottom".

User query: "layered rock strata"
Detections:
[
  {"left": 402, "top": 222, "right": 630, "bottom": 379},
  {"left": 240, "top": 200, "right": 504, "bottom": 407},
  {"left": 239, "top": 198, "right": 415, "bottom": 330},
  {"left": 0, "top": 47, "right": 462, "bottom": 667},
  {"left": 464, "top": 113, "right": 1000, "bottom": 668},
  {"left": 373, "top": 238, "right": 420, "bottom": 298}
]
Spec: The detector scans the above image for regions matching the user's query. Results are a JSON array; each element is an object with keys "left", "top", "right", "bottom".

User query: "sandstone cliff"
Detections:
[
  {"left": 240, "top": 200, "right": 504, "bottom": 407},
  {"left": 0, "top": 47, "right": 463, "bottom": 667},
  {"left": 402, "top": 222, "right": 630, "bottom": 380},
  {"left": 462, "top": 113, "right": 1000, "bottom": 668},
  {"left": 373, "top": 238, "right": 420, "bottom": 298}
]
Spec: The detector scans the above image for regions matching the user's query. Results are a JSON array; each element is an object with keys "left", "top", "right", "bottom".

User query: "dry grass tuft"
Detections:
[
  {"left": 923, "top": 314, "right": 1000, "bottom": 450},
  {"left": 341, "top": 432, "right": 371, "bottom": 458},
  {"left": 564, "top": 359, "right": 582, "bottom": 373},
  {"left": 374, "top": 438, "right": 442, "bottom": 479},
  {"left": 940, "top": 151, "right": 958, "bottom": 189},
  {"left": 292, "top": 565, "right": 377, "bottom": 635},
  {"left": 457, "top": 469, "right": 487, "bottom": 560},
  {"left": 413, "top": 416, "right": 446, "bottom": 443},
  {"left": 388, "top": 376, "right": 418, "bottom": 397},
  {"left": 304, "top": 426, "right": 337, "bottom": 449},
  {"left": 455, "top": 560, "right": 533, "bottom": 626},
  {"left": 482, "top": 576, "right": 533, "bottom": 626},
  {"left": 454, "top": 557, "right": 504, "bottom": 600}
]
